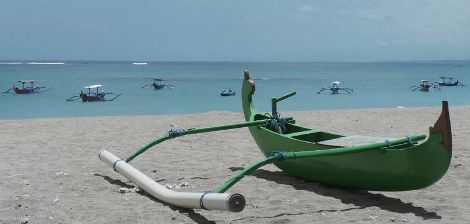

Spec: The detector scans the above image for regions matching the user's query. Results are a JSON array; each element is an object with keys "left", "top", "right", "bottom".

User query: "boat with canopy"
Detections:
[
  {"left": 99, "top": 70, "right": 452, "bottom": 212},
  {"left": 437, "top": 76, "right": 465, "bottom": 87},
  {"left": 2, "top": 80, "right": 52, "bottom": 94},
  {"left": 66, "top": 84, "right": 121, "bottom": 102},
  {"left": 317, "top": 81, "right": 353, "bottom": 94}
]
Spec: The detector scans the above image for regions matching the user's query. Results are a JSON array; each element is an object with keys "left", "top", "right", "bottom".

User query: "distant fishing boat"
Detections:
[
  {"left": 317, "top": 81, "right": 353, "bottom": 94},
  {"left": 220, "top": 88, "right": 236, "bottom": 96},
  {"left": 142, "top": 79, "right": 175, "bottom": 90},
  {"left": 410, "top": 80, "right": 440, "bottom": 91},
  {"left": 133, "top": 62, "right": 148, "bottom": 65},
  {"left": 2, "top": 80, "right": 52, "bottom": 94},
  {"left": 66, "top": 84, "right": 121, "bottom": 102},
  {"left": 437, "top": 76, "right": 465, "bottom": 86}
]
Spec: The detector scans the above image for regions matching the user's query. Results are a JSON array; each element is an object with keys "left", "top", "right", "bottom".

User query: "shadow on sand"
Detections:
[
  {"left": 94, "top": 174, "right": 217, "bottom": 224},
  {"left": 228, "top": 167, "right": 441, "bottom": 220}
]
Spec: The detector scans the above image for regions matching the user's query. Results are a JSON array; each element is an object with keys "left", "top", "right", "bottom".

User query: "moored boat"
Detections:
[
  {"left": 220, "top": 88, "right": 236, "bottom": 96},
  {"left": 437, "top": 76, "right": 465, "bottom": 86},
  {"left": 409, "top": 80, "right": 440, "bottom": 91},
  {"left": 3, "top": 80, "right": 52, "bottom": 94},
  {"left": 66, "top": 84, "right": 121, "bottom": 102},
  {"left": 142, "top": 79, "right": 175, "bottom": 90}
]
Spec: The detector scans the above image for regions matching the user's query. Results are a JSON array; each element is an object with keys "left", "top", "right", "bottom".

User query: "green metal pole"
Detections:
[
  {"left": 125, "top": 118, "right": 295, "bottom": 163},
  {"left": 271, "top": 92, "right": 296, "bottom": 115},
  {"left": 214, "top": 134, "right": 425, "bottom": 193},
  {"left": 276, "top": 92, "right": 296, "bottom": 102},
  {"left": 271, "top": 97, "right": 277, "bottom": 116}
]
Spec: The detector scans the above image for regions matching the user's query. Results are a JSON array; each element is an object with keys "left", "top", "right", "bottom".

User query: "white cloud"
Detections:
[
  {"left": 338, "top": 9, "right": 387, "bottom": 21},
  {"left": 299, "top": 5, "right": 316, "bottom": 13}
]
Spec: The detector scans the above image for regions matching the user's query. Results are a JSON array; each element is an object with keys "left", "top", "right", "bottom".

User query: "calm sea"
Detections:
[{"left": 0, "top": 61, "right": 469, "bottom": 120}]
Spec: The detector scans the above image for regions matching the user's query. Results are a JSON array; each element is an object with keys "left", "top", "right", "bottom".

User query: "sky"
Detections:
[{"left": 1, "top": 0, "right": 469, "bottom": 62}]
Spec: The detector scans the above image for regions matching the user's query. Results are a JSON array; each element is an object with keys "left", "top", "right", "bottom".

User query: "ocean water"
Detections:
[{"left": 0, "top": 61, "right": 469, "bottom": 120}]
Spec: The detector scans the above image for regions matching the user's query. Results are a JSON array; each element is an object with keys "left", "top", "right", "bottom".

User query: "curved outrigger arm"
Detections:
[
  {"left": 102, "top": 93, "right": 121, "bottom": 101},
  {"left": 100, "top": 117, "right": 295, "bottom": 212},
  {"left": 125, "top": 118, "right": 295, "bottom": 163},
  {"left": 213, "top": 134, "right": 426, "bottom": 193}
]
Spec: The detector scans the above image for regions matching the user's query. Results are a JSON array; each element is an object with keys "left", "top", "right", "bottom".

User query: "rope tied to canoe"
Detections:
[
  {"left": 407, "top": 136, "right": 413, "bottom": 145},
  {"left": 263, "top": 112, "right": 287, "bottom": 134},
  {"left": 168, "top": 129, "right": 187, "bottom": 138},
  {"left": 385, "top": 140, "right": 392, "bottom": 150},
  {"left": 266, "top": 151, "right": 286, "bottom": 161}
]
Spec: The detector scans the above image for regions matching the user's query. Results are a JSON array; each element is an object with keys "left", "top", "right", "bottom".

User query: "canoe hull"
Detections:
[
  {"left": 242, "top": 71, "right": 452, "bottom": 191},
  {"left": 248, "top": 125, "right": 450, "bottom": 191}
]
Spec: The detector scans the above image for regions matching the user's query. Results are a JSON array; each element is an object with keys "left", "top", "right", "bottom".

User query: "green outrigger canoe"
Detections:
[
  {"left": 240, "top": 71, "right": 452, "bottom": 191},
  {"left": 100, "top": 70, "right": 452, "bottom": 211}
]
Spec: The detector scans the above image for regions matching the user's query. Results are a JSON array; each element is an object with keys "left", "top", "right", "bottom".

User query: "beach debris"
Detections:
[
  {"left": 6, "top": 173, "right": 21, "bottom": 178},
  {"left": 20, "top": 217, "right": 29, "bottom": 224},
  {"left": 55, "top": 171, "right": 70, "bottom": 176},
  {"left": 117, "top": 186, "right": 141, "bottom": 194},
  {"left": 52, "top": 195, "right": 60, "bottom": 205},
  {"left": 165, "top": 182, "right": 190, "bottom": 189}
]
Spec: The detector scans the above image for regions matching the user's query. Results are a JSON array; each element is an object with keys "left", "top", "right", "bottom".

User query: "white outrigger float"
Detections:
[{"left": 98, "top": 150, "right": 245, "bottom": 212}]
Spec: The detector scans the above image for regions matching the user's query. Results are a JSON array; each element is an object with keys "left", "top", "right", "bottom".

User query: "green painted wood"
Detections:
[
  {"left": 241, "top": 70, "right": 452, "bottom": 191},
  {"left": 125, "top": 118, "right": 295, "bottom": 162},
  {"left": 214, "top": 134, "right": 424, "bottom": 193}
]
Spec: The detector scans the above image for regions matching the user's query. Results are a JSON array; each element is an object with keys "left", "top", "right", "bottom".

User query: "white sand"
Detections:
[{"left": 1, "top": 106, "right": 469, "bottom": 223}]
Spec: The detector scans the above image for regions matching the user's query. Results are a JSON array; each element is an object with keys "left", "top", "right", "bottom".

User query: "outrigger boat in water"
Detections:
[
  {"left": 220, "top": 88, "right": 236, "bottom": 96},
  {"left": 2, "top": 80, "right": 52, "bottom": 94},
  {"left": 99, "top": 70, "right": 452, "bottom": 212},
  {"left": 66, "top": 84, "right": 121, "bottom": 102},
  {"left": 142, "top": 79, "right": 175, "bottom": 90},
  {"left": 317, "top": 81, "right": 353, "bottom": 94},
  {"left": 409, "top": 80, "right": 440, "bottom": 91},
  {"left": 436, "top": 76, "right": 465, "bottom": 87}
]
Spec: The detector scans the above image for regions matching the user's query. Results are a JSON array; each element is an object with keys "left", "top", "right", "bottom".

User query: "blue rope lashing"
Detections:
[
  {"left": 266, "top": 151, "right": 286, "bottom": 161},
  {"left": 407, "top": 136, "right": 413, "bottom": 145},
  {"left": 168, "top": 129, "right": 187, "bottom": 138},
  {"left": 279, "top": 117, "right": 287, "bottom": 133},
  {"left": 199, "top": 191, "right": 212, "bottom": 210},
  {"left": 385, "top": 140, "right": 392, "bottom": 150},
  {"left": 264, "top": 119, "right": 271, "bottom": 129}
]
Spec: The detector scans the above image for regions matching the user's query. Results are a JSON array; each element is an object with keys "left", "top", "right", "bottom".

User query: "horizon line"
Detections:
[{"left": 1, "top": 59, "right": 470, "bottom": 64}]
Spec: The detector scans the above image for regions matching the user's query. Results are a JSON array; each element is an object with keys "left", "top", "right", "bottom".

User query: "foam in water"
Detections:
[{"left": 27, "top": 62, "right": 65, "bottom": 65}]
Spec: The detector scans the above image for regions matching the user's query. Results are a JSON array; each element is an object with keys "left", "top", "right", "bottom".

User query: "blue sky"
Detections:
[{"left": 1, "top": 0, "right": 469, "bottom": 62}]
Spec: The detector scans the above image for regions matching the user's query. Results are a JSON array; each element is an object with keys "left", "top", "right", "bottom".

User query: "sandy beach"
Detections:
[{"left": 1, "top": 106, "right": 469, "bottom": 223}]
